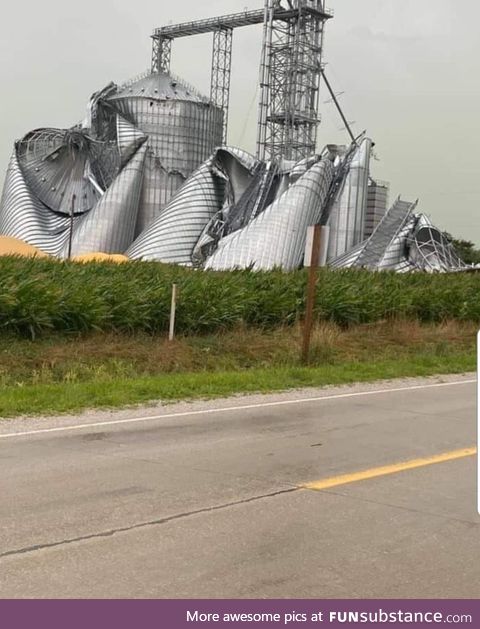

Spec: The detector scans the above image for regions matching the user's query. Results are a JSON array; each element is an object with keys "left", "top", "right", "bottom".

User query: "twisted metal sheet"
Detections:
[
  {"left": 16, "top": 129, "right": 102, "bottom": 215},
  {"left": 205, "top": 157, "right": 335, "bottom": 271},
  {"left": 62, "top": 142, "right": 148, "bottom": 258},
  {"left": 0, "top": 139, "right": 148, "bottom": 258},
  {"left": 330, "top": 197, "right": 416, "bottom": 271},
  {"left": 127, "top": 155, "right": 226, "bottom": 264},
  {"left": 329, "top": 198, "right": 465, "bottom": 273},
  {"left": 409, "top": 215, "right": 464, "bottom": 272},
  {"left": 0, "top": 151, "right": 73, "bottom": 256},
  {"left": 116, "top": 115, "right": 148, "bottom": 166},
  {"left": 0, "top": 67, "right": 466, "bottom": 275},
  {"left": 108, "top": 72, "right": 224, "bottom": 235},
  {"left": 127, "top": 146, "right": 261, "bottom": 265}
]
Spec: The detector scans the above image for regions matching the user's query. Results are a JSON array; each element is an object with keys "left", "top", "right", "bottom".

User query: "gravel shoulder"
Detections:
[{"left": 0, "top": 371, "right": 475, "bottom": 435}]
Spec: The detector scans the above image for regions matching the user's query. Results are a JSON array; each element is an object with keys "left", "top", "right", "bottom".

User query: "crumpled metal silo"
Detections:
[
  {"left": 64, "top": 142, "right": 148, "bottom": 258},
  {"left": 127, "top": 153, "right": 226, "bottom": 265},
  {"left": 205, "top": 156, "right": 335, "bottom": 271},
  {"left": 0, "top": 148, "right": 73, "bottom": 257},
  {"left": 107, "top": 72, "right": 224, "bottom": 235},
  {"left": 0, "top": 73, "right": 466, "bottom": 274},
  {"left": 408, "top": 215, "right": 465, "bottom": 272},
  {"left": 329, "top": 197, "right": 466, "bottom": 273},
  {"left": 0, "top": 128, "right": 149, "bottom": 258},
  {"left": 330, "top": 197, "right": 417, "bottom": 271}
]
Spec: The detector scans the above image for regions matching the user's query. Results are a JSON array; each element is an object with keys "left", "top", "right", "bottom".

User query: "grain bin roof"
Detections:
[{"left": 111, "top": 72, "right": 211, "bottom": 104}]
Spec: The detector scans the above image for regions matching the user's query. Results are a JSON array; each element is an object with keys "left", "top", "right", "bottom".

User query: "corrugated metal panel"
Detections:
[
  {"left": 355, "top": 198, "right": 416, "bottom": 269},
  {"left": 205, "top": 157, "right": 335, "bottom": 271},
  {"left": 364, "top": 181, "right": 389, "bottom": 239},
  {"left": 116, "top": 115, "right": 148, "bottom": 165},
  {"left": 329, "top": 198, "right": 412, "bottom": 270},
  {"left": 216, "top": 146, "right": 260, "bottom": 173},
  {"left": 107, "top": 72, "right": 224, "bottom": 235},
  {"left": 127, "top": 155, "right": 226, "bottom": 264},
  {"left": 377, "top": 216, "right": 416, "bottom": 271},
  {"left": 62, "top": 142, "right": 148, "bottom": 257},
  {"left": 327, "top": 137, "right": 372, "bottom": 260},
  {"left": 328, "top": 240, "right": 365, "bottom": 269},
  {"left": 16, "top": 129, "right": 102, "bottom": 215},
  {"left": 0, "top": 151, "right": 73, "bottom": 256},
  {"left": 192, "top": 147, "right": 267, "bottom": 266},
  {"left": 328, "top": 199, "right": 444, "bottom": 273},
  {"left": 0, "top": 141, "right": 148, "bottom": 258}
]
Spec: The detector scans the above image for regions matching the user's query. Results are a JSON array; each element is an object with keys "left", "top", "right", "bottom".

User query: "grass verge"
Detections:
[
  {"left": 0, "top": 320, "right": 476, "bottom": 418},
  {"left": 0, "top": 352, "right": 474, "bottom": 419}
]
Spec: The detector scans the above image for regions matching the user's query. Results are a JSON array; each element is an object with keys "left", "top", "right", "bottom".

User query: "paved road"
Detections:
[{"left": 0, "top": 374, "right": 478, "bottom": 599}]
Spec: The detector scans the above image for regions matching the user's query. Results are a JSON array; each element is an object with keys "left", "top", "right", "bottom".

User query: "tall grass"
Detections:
[{"left": 0, "top": 256, "right": 479, "bottom": 338}]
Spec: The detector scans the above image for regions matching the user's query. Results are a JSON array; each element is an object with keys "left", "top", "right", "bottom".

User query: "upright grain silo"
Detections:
[
  {"left": 326, "top": 137, "right": 372, "bottom": 260},
  {"left": 364, "top": 180, "right": 389, "bottom": 239},
  {"left": 107, "top": 71, "right": 223, "bottom": 235}
]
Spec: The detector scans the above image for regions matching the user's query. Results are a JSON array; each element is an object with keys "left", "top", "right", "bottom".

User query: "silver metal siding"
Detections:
[
  {"left": 327, "top": 138, "right": 372, "bottom": 260},
  {"left": 127, "top": 156, "right": 225, "bottom": 264},
  {"left": 205, "top": 157, "right": 335, "bottom": 271}
]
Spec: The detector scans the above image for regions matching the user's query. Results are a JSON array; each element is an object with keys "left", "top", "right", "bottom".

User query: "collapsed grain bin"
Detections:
[
  {"left": 107, "top": 72, "right": 224, "bottom": 234},
  {"left": 0, "top": 2, "right": 467, "bottom": 273}
]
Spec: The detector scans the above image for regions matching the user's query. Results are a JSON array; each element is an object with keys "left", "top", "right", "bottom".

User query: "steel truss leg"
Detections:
[
  {"left": 151, "top": 36, "right": 173, "bottom": 74},
  {"left": 210, "top": 27, "right": 233, "bottom": 144}
]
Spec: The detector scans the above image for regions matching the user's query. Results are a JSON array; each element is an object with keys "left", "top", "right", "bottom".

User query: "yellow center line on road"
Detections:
[{"left": 303, "top": 447, "right": 477, "bottom": 492}]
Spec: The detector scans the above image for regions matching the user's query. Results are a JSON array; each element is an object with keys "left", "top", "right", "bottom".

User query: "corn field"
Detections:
[{"left": 0, "top": 257, "right": 479, "bottom": 338}]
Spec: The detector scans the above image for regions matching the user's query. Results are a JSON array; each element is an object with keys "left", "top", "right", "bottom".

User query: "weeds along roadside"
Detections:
[
  {"left": 0, "top": 319, "right": 476, "bottom": 388},
  {"left": 0, "top": 257, "right": 476, "bottom": 416}
]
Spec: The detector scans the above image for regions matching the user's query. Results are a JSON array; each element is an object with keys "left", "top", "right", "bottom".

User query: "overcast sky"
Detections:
[{"left": 1, "top": 1, "right": 478, "bottom": 242}]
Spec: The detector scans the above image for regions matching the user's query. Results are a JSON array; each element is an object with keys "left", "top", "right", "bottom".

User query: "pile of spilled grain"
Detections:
[
  {"left": 72, "top": 253, "right": 130, "bottom": 264},
  {"left": 0, "top": 236, "right": 48, "bottom": 258}
]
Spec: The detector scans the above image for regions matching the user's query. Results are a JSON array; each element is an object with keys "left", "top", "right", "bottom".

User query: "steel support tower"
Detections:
[
  {"left": 151, "top": 1, "right": 332, "bottom": 157},
  {"left": 210, "top": 28, "right": 233, "bottom": 143},
  {"left": 257, "top": 0, "right": 331, "bottom": 162},
  {"left": 152, "top": 9, "right": 269, "bottom": 145},
  {"left": 151, "top": 36, "right": 173, "bottom": 74}
]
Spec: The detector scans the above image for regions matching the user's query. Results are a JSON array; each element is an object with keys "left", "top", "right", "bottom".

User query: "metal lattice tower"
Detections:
[
  {"left": 211, "top": 28, "right": 233, "bottom": 143},
  {"left": 257, "top": 0, "right": 332, "bottom": 162}
]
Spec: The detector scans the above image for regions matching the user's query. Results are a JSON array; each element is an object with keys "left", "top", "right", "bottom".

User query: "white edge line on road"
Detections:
[{"left": 0, "top": 379, "right": 476, "bottom": 441}]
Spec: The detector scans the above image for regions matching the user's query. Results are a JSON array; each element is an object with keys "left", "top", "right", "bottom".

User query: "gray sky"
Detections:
[{"left": 1, "top": 0, "right": 478, "bottom": 242}]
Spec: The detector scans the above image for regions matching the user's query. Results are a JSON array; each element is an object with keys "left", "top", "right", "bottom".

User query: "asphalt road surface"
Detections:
[{"left": 0, "top": 374, "right": 478, "bottom": 599}]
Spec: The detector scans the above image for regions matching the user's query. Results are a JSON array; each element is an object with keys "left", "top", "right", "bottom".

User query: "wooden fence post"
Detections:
[{"left": 169, "top": 284, "right": 178, "bottom": 342}]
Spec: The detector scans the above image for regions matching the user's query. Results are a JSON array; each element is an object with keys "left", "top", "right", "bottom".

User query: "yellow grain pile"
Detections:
[
  {"left": 72, "top": 252, "right": 130, "bottom": 264},
  {"left": 0, "top": 236, "right": 49, "bottom": 258}
]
